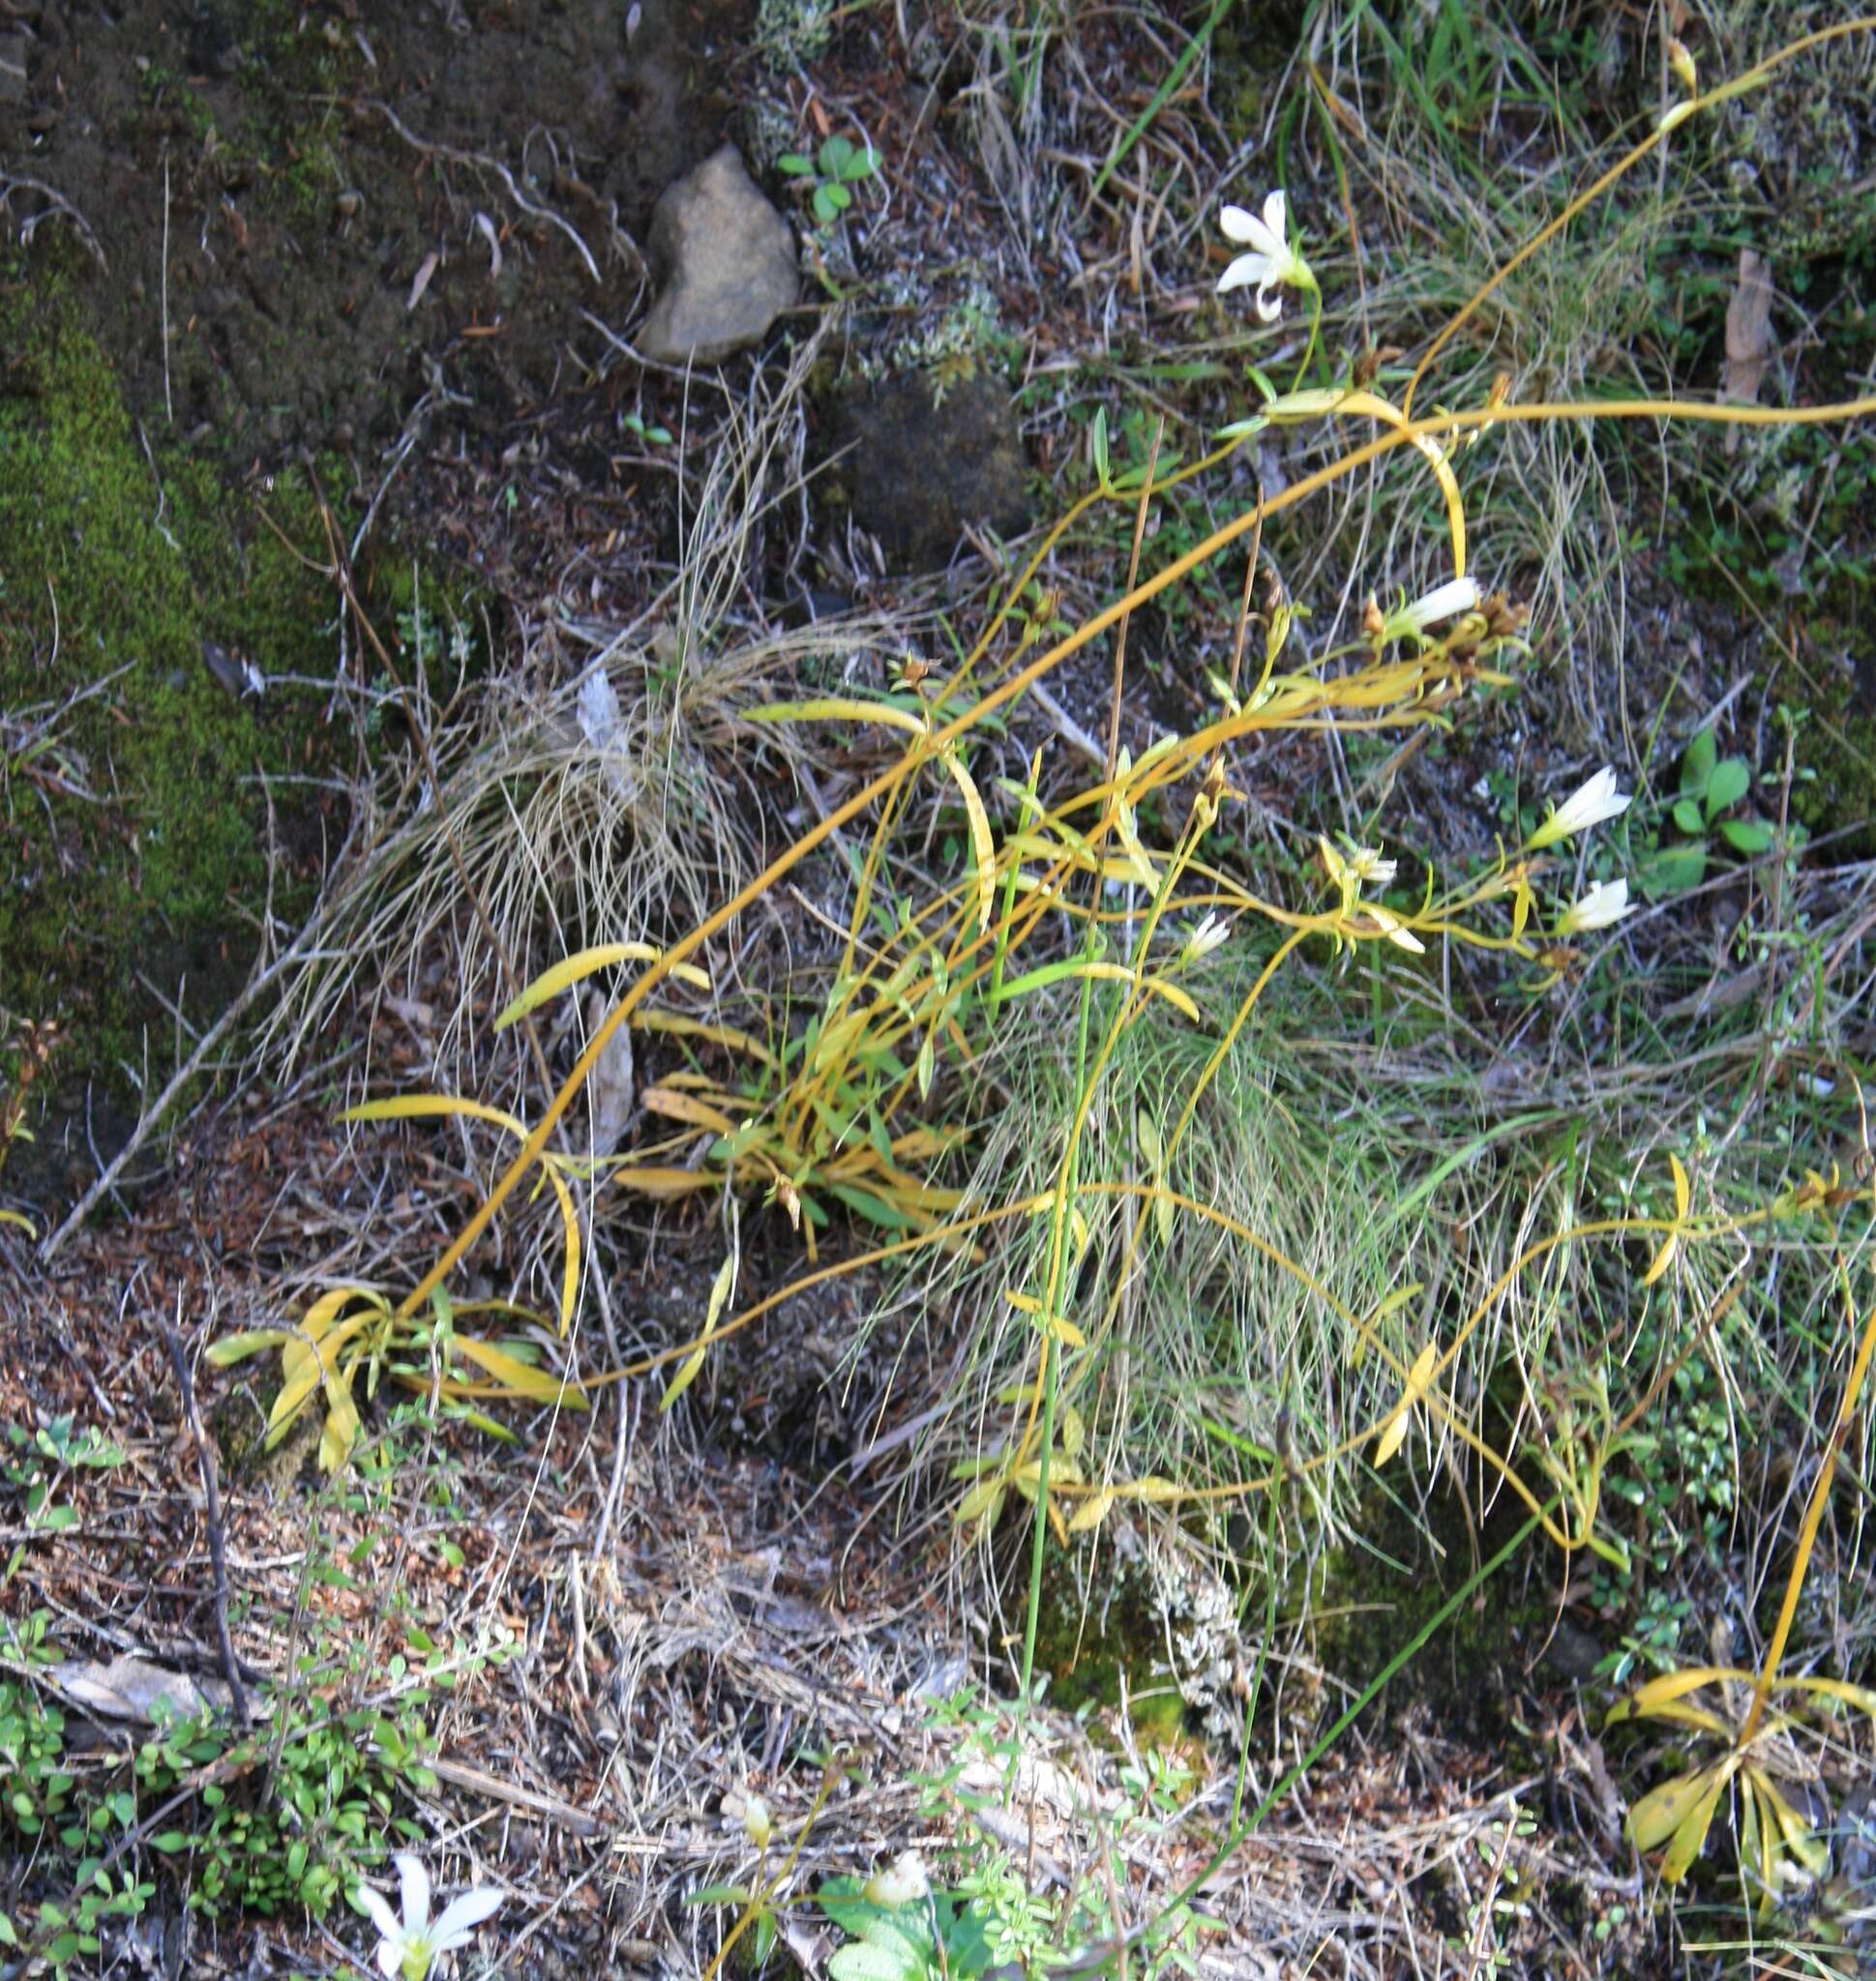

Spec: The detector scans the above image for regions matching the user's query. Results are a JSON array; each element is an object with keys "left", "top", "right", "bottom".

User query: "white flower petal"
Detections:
[
  {"left": 1527, "top": 766, "right": 1631, "bottom": 849},
  {"left": 1412, "top": 577, "right": 1480, "bottom": 625},
  {"left": 357, "top": 1887, "right": 403, "bottom": 1940},
  {"left": 1254, "top": 280, "right": 1283, "bottom": 322},
  {"left": 1220, "top": 205, "right": 1282, "bottom": 257},
  {"left": 431, "top": 1887, "right": 507, "bottom": 1950},
  {"left": 1217, "top": 250, "right": 1273, "bottom": 295},
  {"left": 1555, "top": 878, "right": 1632, "bottom": 935},
  {"left": 395, "top": 1855, "right": 431, "bottom": 1934},
  {"left": 375, "top": 1940, "right": 405, "bottom": 1979},
  {"left": 865, "top": 1849, "right": 932, "bottom": 1907},
  {"left": 1262, "top": 189, "right": 1288, "bottom": 244}
]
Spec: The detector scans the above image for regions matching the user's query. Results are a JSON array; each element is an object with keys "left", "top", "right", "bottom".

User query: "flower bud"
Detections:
[{"left": 865, "top": 1850, "right": 931, "bottom": 1907}]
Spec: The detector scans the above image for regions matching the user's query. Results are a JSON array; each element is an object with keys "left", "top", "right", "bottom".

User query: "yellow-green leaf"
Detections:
[
  {"left": 493, "top": 944, "right": 711, "bottom": 1028},
  {"left": 1641, "top": 1232, "right": 1678, "bottom": 1287},
  {"left": 1775, "top": 1675, "right": 1876, "bottom": 1716},
  {"left": 1627, "top": 1700, "right": 1736, "bottom": 1738},
  {"left": 1671, "top": 1150, "right": 1689, "bottom": 1219},
  {"left": 268, "top": 1313, "right": 374, "bottom": 1447},
  {"left": 956, "top": 1475, "right": 1007, "bottom": 1525},
  {"left": 0, "top": 1208, "right": 37, "bottom": 1238},
  {"left": 317, "top": 1367, "right": 363, "bottom": 1473},
  {"left": 342, "top": 1094, "right": 528, "bottom": 1139},
  {"left": 611, "top": 1165, "right": 719, "bottom": 1198},
  {"left": 1628, "top": 1764, "right": 1721, "bottom": 1853},
  {"left": 205, "top": 1329, "right": 295, "bottom": 1367},
  {"left": 659, "top": 1253, "right": 736, "bottom": 1413},
  {"left": 1368, "top": 1283, "right": 1424, "bottom": 1326},
  {"left": 1609, "top": 1667, "right": 1752, "bottom": 1724},
  {"left": 939, "top": 744, "right": 996, "bottom": 934},
  {"left": 1661, "top": 1759, "right": 1737, "bottom": 1881},
  {"left": 1059, "top": 1405, "right": 1085, "bottom": 1460},
  {"left": 640, "top": 1086, "right": 737, "bottom": 1133},
  {"left": 1067, "top": 1491, "right": 1115, "bottom": 1534},
  {"left": 305, "top": 1285, "right": 387, "bottom": 1343},
  {"left": 748, "top": 696, "right": 926, "bottom": 735},
  {"left": 450, "top": 1336, "right": 588, "bottom": 1409},
  {"left": 1374, "top": 1341, "right": 1438, "bottom": 1466},
  {"left": 543, "top": 1165, "right": 581, "bottom": 1337},
  {"left": 1755, "top": 1770, "right": 1829, "bottom": 1876},
  {"left": 635, "top": 1012, "right": 775, "bottom": 1065},
  {"left": 660, "top": 1342, "right": 708, "bottom": 1412}
]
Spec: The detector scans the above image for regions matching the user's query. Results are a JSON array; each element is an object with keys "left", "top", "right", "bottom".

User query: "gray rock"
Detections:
[
  {"left": 827, "top": 370, "right": 1031, "bottom": 571},
  {"left": 638, "top": 144, "right": 798, "bottom": 366}
]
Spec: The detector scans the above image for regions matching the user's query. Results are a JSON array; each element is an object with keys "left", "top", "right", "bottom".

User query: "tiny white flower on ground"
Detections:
[
  {"left": 1217, "top": 191, "right": 1314, "bottom": 321},
  {"left": 357, "top": 1855, "right": 505, "bottom": 1981},
  {"left": 1320, "top": 838, "right": 1398, "bottom": 916},
  {"left": 1553, "top": 878, "right": 1633, "bottom": 937},
  {"left": 1346, "top": 846, "right": 1398, "bottom": 888},
  {"left": 1526, "top": 766, "right": 1631, "bottom": 851},
  {"left": 864, "top": 1849, "right": 932, "bottom": 1907},
  {"left": 743, "top": 1793, "right": 773, "bottom": 1850},
  {"left": 1179, "top": 912, "right": 1232, "bottom": 964},
  {"left": 1377, "top": 577, "right": 1481, "bottom": 644}
]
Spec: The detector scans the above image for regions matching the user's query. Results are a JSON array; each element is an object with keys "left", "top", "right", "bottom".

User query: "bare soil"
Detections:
[{"left": 6, "top": 0, "right": 750, "bottom": 469}]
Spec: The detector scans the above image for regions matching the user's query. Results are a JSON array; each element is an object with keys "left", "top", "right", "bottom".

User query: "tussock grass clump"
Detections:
[{"left": 223, "top": 19, "right": 1876, "bottom": 1961}]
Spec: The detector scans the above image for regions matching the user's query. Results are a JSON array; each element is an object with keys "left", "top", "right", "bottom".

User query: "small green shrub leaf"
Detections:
[
  {"left": 1704, "top": 758, "right": 1750, "bottom": 816},
  {"left": 829, "top": 1943, "right": 918, "bottom": 1981},
  {"left": 1682, "top": 727, "right": 1717, "bottom": 794}
]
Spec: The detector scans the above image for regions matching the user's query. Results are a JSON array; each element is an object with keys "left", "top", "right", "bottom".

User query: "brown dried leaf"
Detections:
[
  {"left": 1723, "top": 249, "right": 1774, "bottom": 452},
  {"left": 583, "top": 986, "right": 636, "bottom": 1157}
]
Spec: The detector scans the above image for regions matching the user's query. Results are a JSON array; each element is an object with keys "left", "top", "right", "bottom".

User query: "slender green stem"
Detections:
[
  {"left": 1019, "top": 924, "right": 1101, "bottom": 1714},
  {"left": 1229, "top": 1478, "right": 1283, "bottom": 1835}
]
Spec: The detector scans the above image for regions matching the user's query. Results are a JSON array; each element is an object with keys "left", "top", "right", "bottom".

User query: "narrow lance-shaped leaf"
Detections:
[
  {"left": 661, "top": 1250, "right": 737, "bottom": 1412},
  {"left": 494, "top": 943, "right": 710, "bottom": 1029},
  {"left": 1374, "top": 1340, "right": 1439, "bottom": 1465},
  {"left": 450, "top": 1336, "right": 589, "bottom": 1409},
  {"left": 938, "top": 743, "right": 996, "bottom": 934}
]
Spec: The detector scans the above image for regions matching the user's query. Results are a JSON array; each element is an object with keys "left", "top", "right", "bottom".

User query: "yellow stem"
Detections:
[
  {"left": 398, "top": 390, "right": 1876, "bottom": 1321},
  {"left": 1740, "top": 1290, "right": 1876, "bottom": 1746}
]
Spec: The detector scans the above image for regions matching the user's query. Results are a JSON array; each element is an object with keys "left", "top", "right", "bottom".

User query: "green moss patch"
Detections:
[{"left": 0, "top": 280, "right": 343, "bottom": 1200}]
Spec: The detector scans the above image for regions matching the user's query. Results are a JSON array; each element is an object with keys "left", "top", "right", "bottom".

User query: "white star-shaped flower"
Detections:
[
  {"left": 1217, "top": 192, "right": 1314, "bottom": 321},
  {"left": 1553, "top": 878, "right": 1633, "bottom": 936},
  {"left": 1526, "top": 767, "right": 1631, "bottom": 851},
  {"left": 357, "top": 1855, "right": 504, "bottom": 1981}
]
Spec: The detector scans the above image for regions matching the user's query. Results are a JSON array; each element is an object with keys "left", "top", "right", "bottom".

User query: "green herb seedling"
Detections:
[{"left": 777, "top": 135, "right": 881, "bottom": 228}]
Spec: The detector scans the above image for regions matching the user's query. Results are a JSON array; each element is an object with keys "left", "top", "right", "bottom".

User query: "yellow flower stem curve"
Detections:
[
  {"left": 1402, "top": 16, "right": 1876, "bottom": 420},
  {"left": 1740, "top": 1289, "right": 1876, "bottom": 1746},
  {"left": 397, "top": 391, "right": 1876, "bottom": 1324}
]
